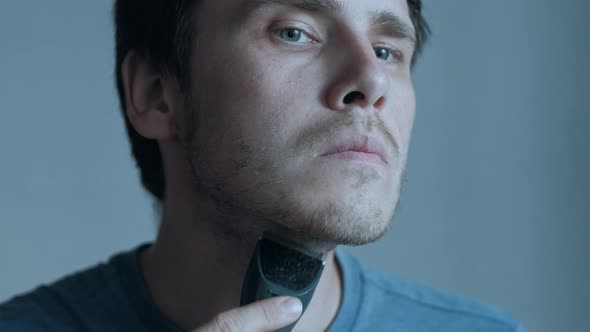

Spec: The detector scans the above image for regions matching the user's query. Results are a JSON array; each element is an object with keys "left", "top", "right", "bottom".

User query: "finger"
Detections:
[{"left": 192, "top": 296, "right": 303, "bottom": 332}]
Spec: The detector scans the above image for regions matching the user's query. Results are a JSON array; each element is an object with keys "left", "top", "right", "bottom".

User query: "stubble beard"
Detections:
[{"left": 181, "top": 99, "right": 406, "bottom": 248}]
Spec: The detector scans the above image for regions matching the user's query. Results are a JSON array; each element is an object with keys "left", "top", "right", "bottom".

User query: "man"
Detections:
[{"left": 0, "top": 0, "right": 526, "bottom": 331}]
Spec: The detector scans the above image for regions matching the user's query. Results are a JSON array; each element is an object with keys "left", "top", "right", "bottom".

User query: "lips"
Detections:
[{"left": 320, "top": 135, "right": 389, "bottom": 164}]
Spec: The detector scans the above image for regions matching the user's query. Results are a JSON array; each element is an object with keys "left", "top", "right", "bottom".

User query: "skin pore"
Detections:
[{"left": 123, "top": 0, "right": 417, "bottom": 330}]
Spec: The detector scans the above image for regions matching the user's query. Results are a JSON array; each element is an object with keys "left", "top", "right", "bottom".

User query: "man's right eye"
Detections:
[{"left": 276, "top": 28, "right": 314, "bottom": 44}]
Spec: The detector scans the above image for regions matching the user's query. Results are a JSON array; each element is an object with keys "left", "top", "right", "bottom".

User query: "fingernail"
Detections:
[{"left": 280, "top": 297, "right": 302, "bottom": 318}]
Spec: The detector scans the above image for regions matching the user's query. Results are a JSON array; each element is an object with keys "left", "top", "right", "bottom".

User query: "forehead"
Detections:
[
  {"left": 241, "top": 0, "right": 410, "bottom": 14},
  {"left": 217, "top": 0, "right": 412, "bottom": 25}
]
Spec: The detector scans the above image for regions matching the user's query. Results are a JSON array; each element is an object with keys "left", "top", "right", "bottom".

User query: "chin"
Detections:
[
  {"left": 269, "top": 187, "right": 400, "bottom": 247},
  {"left": 188, "top": 148, "right": 402, "bottom": 246}
]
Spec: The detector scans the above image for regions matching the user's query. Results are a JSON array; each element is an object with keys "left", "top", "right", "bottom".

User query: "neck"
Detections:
[{"left": 140, "top": 187, "right": 343, "bottom": 331}]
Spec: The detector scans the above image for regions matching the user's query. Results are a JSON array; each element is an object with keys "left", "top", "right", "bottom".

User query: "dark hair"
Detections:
[{"left": 114, "top": 0, "right": 431, "bottom": 202}]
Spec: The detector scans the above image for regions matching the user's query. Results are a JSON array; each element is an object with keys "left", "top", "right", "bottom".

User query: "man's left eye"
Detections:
[
  {"left": 276, "top": 28, "right": 314, "bottom": 43},
  {"left": 374, "top": 47, "right": 402, "bottom": 63}
]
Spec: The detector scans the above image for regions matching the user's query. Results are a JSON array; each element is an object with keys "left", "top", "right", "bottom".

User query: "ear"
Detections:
[{"left": 121, "top": 51, "right": 179, "bottom": 140}]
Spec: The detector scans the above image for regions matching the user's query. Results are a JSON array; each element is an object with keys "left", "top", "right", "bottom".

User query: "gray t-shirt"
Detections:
[{"left": 0, "top": 242, "right": 526, "bottom": 331}]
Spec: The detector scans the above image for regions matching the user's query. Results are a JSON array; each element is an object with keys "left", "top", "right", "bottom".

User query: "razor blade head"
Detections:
[{"left": 259, "top": 237, "right": 325, "bottom": 291}]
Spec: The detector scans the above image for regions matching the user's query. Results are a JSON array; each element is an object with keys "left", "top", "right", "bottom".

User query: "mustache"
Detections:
[{"left": 294, "top": 113, "right": 399, "bottom": 157}]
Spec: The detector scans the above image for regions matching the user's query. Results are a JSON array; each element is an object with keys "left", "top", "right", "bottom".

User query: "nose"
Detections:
[{"left": 325, "top": 38, "right": 389, "bottom": 112}]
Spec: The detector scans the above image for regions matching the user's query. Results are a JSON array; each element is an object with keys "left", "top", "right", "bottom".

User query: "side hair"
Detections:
[{"left": 114, "top": 0, "right": 431, "bottom": 202}]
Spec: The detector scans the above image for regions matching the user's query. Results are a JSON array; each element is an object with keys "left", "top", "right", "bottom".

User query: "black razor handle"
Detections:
[{"left": 240, "top": 237, "right": 325, "bottom": 332}]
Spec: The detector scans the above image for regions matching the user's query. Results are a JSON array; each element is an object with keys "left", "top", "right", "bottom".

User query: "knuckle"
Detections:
[
  {"left": 212, "top": 312, "right": 243, "bottom": 332},
  {"left": 259, "top": 301, "right": 278, "bottom": 324}
]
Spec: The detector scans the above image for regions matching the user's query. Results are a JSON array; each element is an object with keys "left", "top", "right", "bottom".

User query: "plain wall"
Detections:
[{"left": 1, "top": 1, "right": 588, "bottom": 332}]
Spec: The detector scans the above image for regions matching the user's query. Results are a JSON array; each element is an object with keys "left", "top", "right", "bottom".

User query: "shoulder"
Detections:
[
  {"left": 0, "top": 251, "right": 132, "bottom": 331},
  {"left": 338, "top": 250, "right": 526, "bottom": 332},
  {"left": 0, "top": 296, "right": 51, "bottom": 331}
]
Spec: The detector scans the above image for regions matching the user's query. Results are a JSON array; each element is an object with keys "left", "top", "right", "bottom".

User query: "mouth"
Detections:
[{"left": 320, "top": 135, "right": 388, "bottom": 166}]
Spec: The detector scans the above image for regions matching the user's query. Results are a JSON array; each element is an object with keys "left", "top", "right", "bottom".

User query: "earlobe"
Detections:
[{"left": 121, "top": 51, "right": 177, "bottom": 140}]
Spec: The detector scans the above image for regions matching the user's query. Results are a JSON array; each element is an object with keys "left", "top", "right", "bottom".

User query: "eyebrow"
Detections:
[
  {"left": 241, "top": 0, "right": 416, "bottom": 44},
  {"left": 248, "top": 0, "right": 344, "bottom": 13},
  {"left": 370, "top": 10, "right": 416, "bottom": 45}
]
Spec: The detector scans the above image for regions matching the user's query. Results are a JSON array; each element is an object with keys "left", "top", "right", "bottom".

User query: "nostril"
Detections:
[
  {"left": 374, "top": 96, "right": 385, "bottom": 110},
  {"left": 343, "top": 91, "right": 365, "bottom": 104}
]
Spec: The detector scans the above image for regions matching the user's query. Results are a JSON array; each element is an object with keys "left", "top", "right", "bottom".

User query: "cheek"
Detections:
[
  {"left": 193, "top": 46, "right": 310, "bottom": 164},
  {"left": 388, "top": 82, "right": 416, "bottom": 155},
  {"left": 231, "top": 57, "right": 310, "bottom": 134}
]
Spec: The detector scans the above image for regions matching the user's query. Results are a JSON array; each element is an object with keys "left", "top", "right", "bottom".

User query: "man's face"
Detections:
[{"left": 179, "top": 0, "right": 416, "bottom": 245}]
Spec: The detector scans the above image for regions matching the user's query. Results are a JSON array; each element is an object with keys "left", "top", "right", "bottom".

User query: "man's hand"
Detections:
[{"left": 192, "top": 296, "right": 303, "bottom": 332}]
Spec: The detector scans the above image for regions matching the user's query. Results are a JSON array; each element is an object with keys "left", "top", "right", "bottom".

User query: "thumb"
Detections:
[{"left": 192, "top": 296, "right": 303, "bottom": 332}]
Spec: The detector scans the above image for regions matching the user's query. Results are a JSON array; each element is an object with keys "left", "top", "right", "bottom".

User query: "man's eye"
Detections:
[
  {"left": 374, "top": 47, "right": 402, "bottom": 63},
  {"left": 276, "top": 28, "right": 314, "bottom": 43}
]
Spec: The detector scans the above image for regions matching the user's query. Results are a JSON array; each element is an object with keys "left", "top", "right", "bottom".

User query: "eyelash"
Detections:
[
  {"left": 273, "top": 27, "right": 317, "bottom": 44},
  {"left": 375, "top": 46, "right": 405, "bottom": 64},
  {"left": 273, "top": 27, "right": 405, "bottom": 65}
]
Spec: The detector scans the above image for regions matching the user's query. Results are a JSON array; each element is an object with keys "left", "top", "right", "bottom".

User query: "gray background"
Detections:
[{"left": 1, "top": 1, "right": 588, "bottom": 331}]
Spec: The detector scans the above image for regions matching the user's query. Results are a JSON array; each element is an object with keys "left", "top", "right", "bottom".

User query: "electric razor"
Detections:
[{"left": 240, "top": 235, "right": 326, "bottom": 332}]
